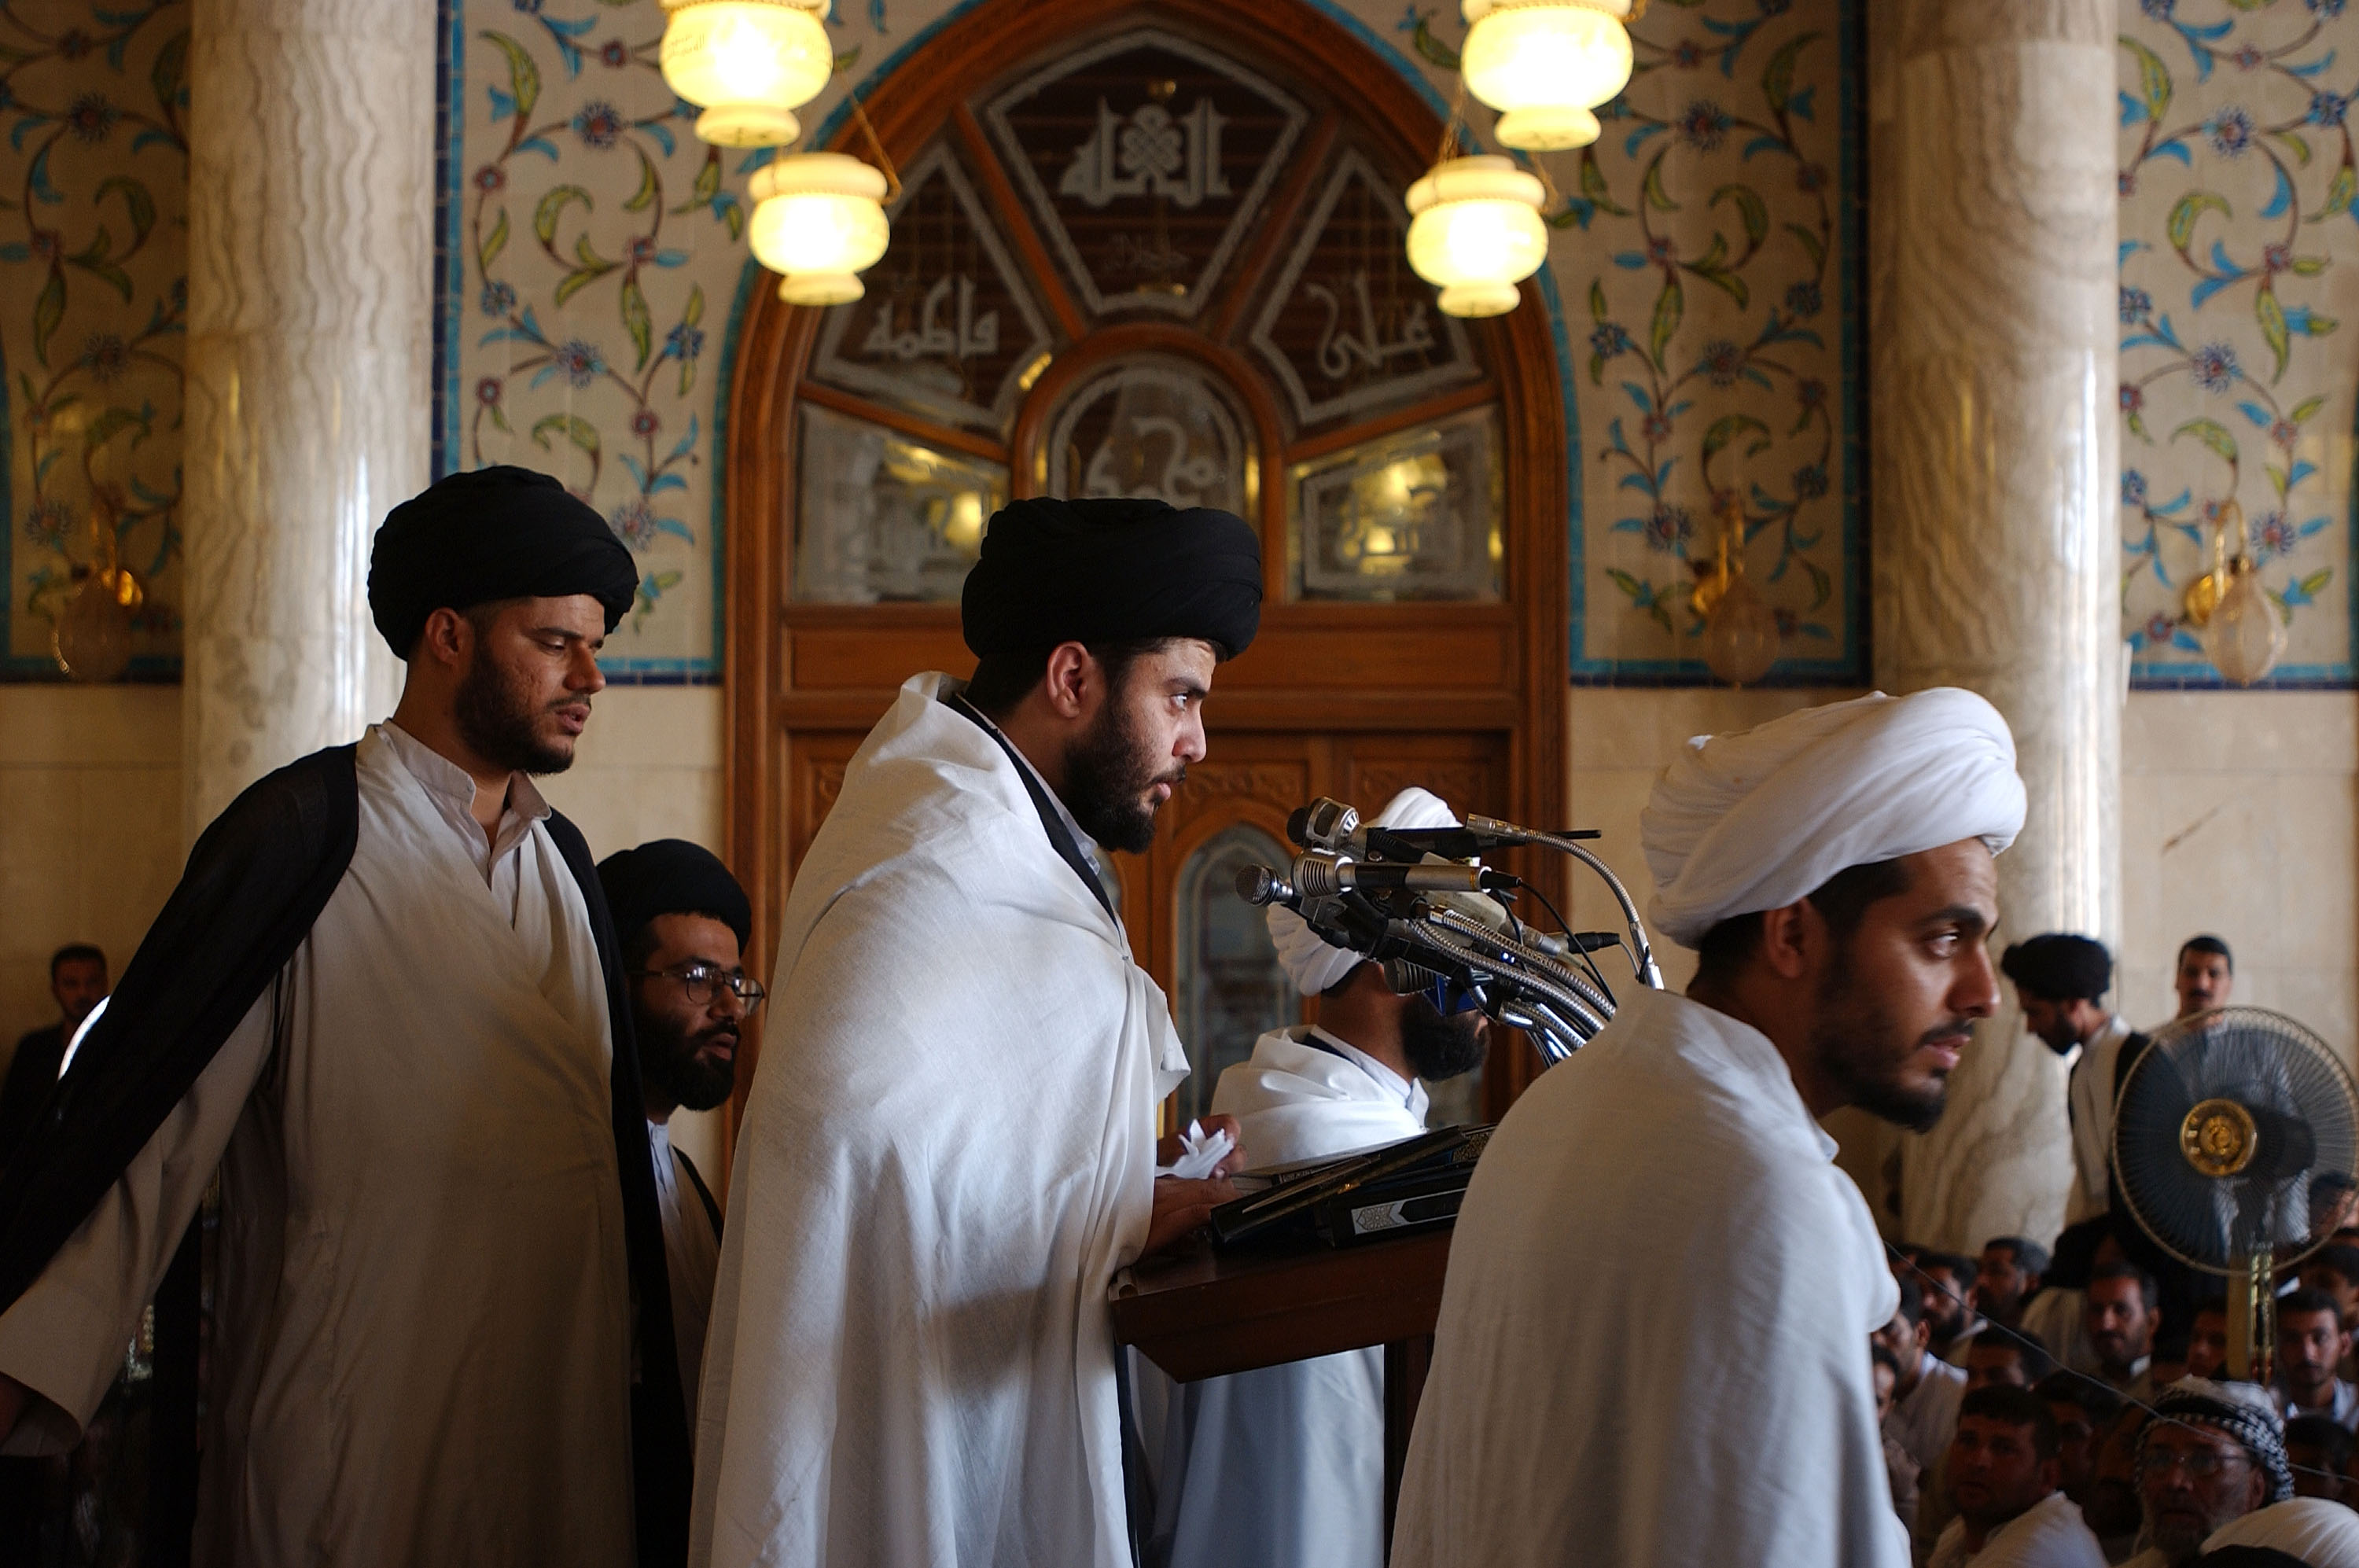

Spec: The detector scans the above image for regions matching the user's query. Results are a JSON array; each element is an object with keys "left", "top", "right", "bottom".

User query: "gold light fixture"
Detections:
[
  {"left": 53, "top": 489, "right": 138, "bottom": 683},
  {"left": 2184, "top": 499, "right": 2285, "bottom": 685},
  {"left": 1694, "top": 492, "right": 1778, "bottom": 686},
  {"left": 749, "top": 151, "right": 892, "bottom": 304},
  {"left": 1404, "top": 155, "right": 1549, "bottom": 318},
  {"left": 1459, "top": 0, "right": 1640, "bottom": 151},
  {"left": 660, "top": 0, "right": 834, "bottom": 149}
]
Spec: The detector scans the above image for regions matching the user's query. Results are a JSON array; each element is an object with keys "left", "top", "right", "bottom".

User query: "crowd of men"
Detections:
[
  {"left": 0, "top": 463, "right": 2352, "bottom": 1568},
  {"left": 1860, "top": 931, "right": 2359, "bottom": 1567}
]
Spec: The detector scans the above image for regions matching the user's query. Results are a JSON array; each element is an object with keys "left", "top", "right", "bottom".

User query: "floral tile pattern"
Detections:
[
  {"left": 0, "top": 1, "right": 188, "bottom": 680},
  {"left": 2121, "top": 0, "right": 2359, "bottom": 686},
  {"left": 1521, "top": 0, "right": 1863, "bottom": 682},
  {"left": 440, "top": 0, "right": 787, "bottom": 681}
]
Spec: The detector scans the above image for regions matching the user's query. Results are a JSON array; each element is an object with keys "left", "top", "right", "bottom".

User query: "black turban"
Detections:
[
  {"left": 368, "top": 465, "right": 639, "bottom": 657},
  {"left": 960, "top": 496, "right": 1261, "bottom": 659},
  {"left": 1999, "top": 933, "right": 2113, "bottom": 1003},
  {"left": 596, "top": 840, "right": 753, "bottom": 953}
]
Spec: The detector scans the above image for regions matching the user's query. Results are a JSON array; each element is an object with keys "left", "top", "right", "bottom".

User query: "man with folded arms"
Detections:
[{"left": 1393, "top": 688, "right": 2026, "bottom": 1566}]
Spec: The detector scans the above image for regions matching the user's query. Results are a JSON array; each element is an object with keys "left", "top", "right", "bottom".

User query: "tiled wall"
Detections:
[
  {"left": 0, "top": 2, "right": 189, "bottom": 679},
  {"left": 2119, "top": 2, "right": 2359, "bottom": 686}
]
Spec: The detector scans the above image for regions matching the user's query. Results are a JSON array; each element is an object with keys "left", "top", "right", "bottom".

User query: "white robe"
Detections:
[
  {"left": 1927, "top": 1492, "right": 2107, "bottom": 1568},
  {"left": 2064, "top": 1014, "right": 2135, "bottom": 1225},
  {"left": 1389, "top": 986, "right": 1908, "bottom": 1568},
  {"left": 689, "top": 673, "right": 1189, "bottom": 1568},
  {"left": 653, "top": 1119, "right": 722, "bottom": 1430},
  {"left": 1144, "top": 1028, "right": 1428, "bottom": 1568},
  {"left": 0, "top": 724, "right": 635, "bottom": 1567}
]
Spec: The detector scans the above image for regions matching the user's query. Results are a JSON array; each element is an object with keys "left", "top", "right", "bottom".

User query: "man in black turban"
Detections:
[
  {"left": 0, "top": 466, "right": 692, "bottom": 1568},
  {"left": 958, "top": 495, "right": 1261, "bottom": 854},
  {"left": 598, "top": 840, "right": 758, "bottom": 1438},
  {"left": 693, "top": 495, "right": 1259, "bottom": 1564},
  {"left": 2000, "top": 933, "right": 2137, "bottom": 1227}
]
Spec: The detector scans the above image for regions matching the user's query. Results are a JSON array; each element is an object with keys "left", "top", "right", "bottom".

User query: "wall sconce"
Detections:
[
  {"left": 53, "top": 489, "right": 138, "bottom": 683},
  {"left": 2182, "top": 499, "right": 2284, "bottom": 685},
  {"left": 1691, "top": 491, "right": 1778, "bottom": 686}
]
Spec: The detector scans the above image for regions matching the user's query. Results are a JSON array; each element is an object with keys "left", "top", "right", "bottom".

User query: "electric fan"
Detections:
[{"left": 2111, "top": 1007, "right": 2359, "bottom": 1383}]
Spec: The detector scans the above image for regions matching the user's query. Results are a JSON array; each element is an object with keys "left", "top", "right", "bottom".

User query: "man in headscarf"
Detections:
[
  {"left": 1392, "top": 687, "right": 2026, "bottom": 1568},
  {"left": 1143, "top": 786, "right": 1489, "bottom": 1568},
  {"left": 599, "top": 838, "right": 759, "bottom": 1435},
  {"left": 0, "top": 466, "right": 693, "bottom": 1566},
  {"left": 2128, "top": 1378, "right": 2293, "bottom": 1566},
  {"left": 2002, "top": 933, "right": 2140, "bottom": 1228},
  {"left": 690, "top": 495, "right": 1263, "bottom": 1568}
]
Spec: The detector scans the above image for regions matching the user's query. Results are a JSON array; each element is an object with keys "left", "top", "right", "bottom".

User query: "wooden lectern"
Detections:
[{"left": 1110, "top": 1228, "right": 1453, "bottom": 1537}]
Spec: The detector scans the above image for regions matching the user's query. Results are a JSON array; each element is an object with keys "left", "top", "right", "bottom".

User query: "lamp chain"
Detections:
[{"left": 845, "top": 86, "right": 903, "bottom": 202}]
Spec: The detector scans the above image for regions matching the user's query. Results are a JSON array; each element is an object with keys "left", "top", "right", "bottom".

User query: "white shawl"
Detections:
[
  {"left": 1389, "top": 986, "right": 1908, "bottom": 1568},
  {"left": 689, "top": 674, "right": 1188, "bottom": 1568},
  {"left": 1143, "top": 1029, "right": 1427, "bottom": 1568}
]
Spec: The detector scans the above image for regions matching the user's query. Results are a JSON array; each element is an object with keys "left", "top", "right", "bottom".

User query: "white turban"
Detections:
[
  {"left": 1268, "top": 787, "right": 1458, "bottom": 996},
  {"left": 1639, "top": 688, "right": 2026, "bottom": 948},
  {"left": 2207, "top": 1499, "right": 2359, "bottom": 1566}
]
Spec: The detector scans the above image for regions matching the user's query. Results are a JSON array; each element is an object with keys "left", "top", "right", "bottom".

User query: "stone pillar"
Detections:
[
  {"left": 180, "top": 0, "right": 430, "bottom": 839},
  {"left": 1868, "top": 0, "right": 2121, "bottom": 1252}
]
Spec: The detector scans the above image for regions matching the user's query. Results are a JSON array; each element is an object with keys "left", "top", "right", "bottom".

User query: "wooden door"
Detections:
[{"left": 723, "top": 0, "right": 1569, "bottom": 1147}]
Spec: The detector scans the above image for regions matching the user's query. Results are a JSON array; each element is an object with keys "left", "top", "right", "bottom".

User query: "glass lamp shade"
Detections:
[
  {"left": 53, "top": 570, "right": 134, "bottom": 683},
  {"left": 1701, "top": 571, "right": 1779, "bottom": 686},
  {"left": 659, "top": 0, "right": 833, "bottom": 148},
  {"left": 1460, "top": 0, "right": 1634, "bottom": 151},
  {"left": 749, "top": 152, "right": 892, "bottom": 304},
  {"left": 2209, "top": 564, "right": 2285, "bottom": 686},
  {"left": 1404, "top": 156, "right": 1549, "bottom": 318}
]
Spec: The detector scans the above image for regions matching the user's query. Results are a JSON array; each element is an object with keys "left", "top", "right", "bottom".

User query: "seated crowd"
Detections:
[{"left": 1877, "top": 931, "right": 2359, "bottom": 1566}]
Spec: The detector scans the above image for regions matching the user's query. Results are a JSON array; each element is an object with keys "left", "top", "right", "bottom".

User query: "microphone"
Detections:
[
  {"left": 1286, "top": 797, "right": 1359, "bottom": 850},
  {"left": 1289, "top": 854, "right": 1521, "bottom": 899},
  {"left": 1235, "top": 864, "right": 1297, "bottom": 907}
]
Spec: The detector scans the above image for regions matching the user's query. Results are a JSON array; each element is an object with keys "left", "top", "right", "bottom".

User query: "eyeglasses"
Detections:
[
  {"left": 630, "top": 962, "right": 767, "bottom": 1008},
  {"left": 2137, "top": 1447, "right": 2250, "bottom": 1480}
]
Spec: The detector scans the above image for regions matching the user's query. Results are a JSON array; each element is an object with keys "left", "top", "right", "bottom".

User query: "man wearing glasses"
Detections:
[
  {"left": 2129, "top": 1379, "right": 2291, "bottom": 1565},
  {"left": 599, "top": 838, "right": 764, "bottom": 1434}
]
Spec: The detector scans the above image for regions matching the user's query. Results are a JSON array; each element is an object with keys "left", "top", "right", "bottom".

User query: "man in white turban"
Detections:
[
  {"left": 1143, "top": 787, "right": 1489, "bottom": 1568},
  {"left": 1391, "top": 688, "right": 2026, "bottom": 1568}
]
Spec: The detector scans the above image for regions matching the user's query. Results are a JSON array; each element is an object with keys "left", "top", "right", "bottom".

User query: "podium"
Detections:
[{"left": 1110, "top": 1228, "right": 1452, "bottom": 1535}]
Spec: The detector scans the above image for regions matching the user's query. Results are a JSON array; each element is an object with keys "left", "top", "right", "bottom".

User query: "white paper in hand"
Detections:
[{"left": 1157, "top": 1118, "right": 1234, "bottom": 1180}]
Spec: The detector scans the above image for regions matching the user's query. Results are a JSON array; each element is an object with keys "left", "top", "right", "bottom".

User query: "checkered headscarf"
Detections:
[{"left": 2139, "top": 1377, "right": 2295, "bottom": 1504}]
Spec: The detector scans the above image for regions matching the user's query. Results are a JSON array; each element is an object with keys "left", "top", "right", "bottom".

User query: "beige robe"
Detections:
[{"left": 0, "top": 724, "right": 637, "bottom": 1567}]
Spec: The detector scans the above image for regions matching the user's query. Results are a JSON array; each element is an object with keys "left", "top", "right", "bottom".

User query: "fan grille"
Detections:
[{"left": 2112, "top": 1007, "right": 2359, "bottom": 1275}]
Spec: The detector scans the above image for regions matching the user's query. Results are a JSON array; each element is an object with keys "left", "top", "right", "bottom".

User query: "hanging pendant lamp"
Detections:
[
  {"left": 749, "top": 151, "right": 892, "bottom": 304},
  {"left": 660, "top": 0, "right": 835, "bottom": 149},
  {"left": 1404, "top": 155, "right": 1549, "bottom": 318},
  {"left": 1459, "top": 0, "right": 1638, "bottom": 152}
]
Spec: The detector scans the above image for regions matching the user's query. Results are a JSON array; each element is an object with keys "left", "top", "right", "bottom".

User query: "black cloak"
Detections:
[{"left": 0, "top": 749, "right": 691, "bottom": 1566}]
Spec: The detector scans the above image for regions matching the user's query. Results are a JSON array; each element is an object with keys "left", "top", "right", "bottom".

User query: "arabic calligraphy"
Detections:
[
  {"left": 1059, "top": 98, "right": 1232, "bottom": 209},
  {"left": 859, "top": 275, "right": 1001, "bottom": 363},
  {"left": 1084, "top": 414, "right": 1230, "bottom": 507},
  {"left": 1308, "top": 272, "right": 1437, "bottom": 381}
]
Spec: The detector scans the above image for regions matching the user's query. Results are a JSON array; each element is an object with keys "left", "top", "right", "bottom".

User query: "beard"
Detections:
[
  {"left": 455, "top": 652, "right": 578, "bottom": 775},
  {"left": 1400, "top": 995, "right": 1489, "bottom": 1083},
  {"left": 640, "top": 1014, "right": 738, "bottom": 1113},
  {"left": 1810, "top": 947, "right": 1968, "bottom": 1133},
  {"left": 1062, "top": 693, "right": 1181, "bottom": 855}
]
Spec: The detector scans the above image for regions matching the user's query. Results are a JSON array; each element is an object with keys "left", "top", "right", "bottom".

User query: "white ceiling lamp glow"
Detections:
[
  {"left": 660, "top": 0, "right": 900, "bottom": 306},
  {"left": 1459, "top": 0, "right": 1639, "bottom": 152},
  {"left": 750, "top": 151, "right": 892, "bottom": 304},
  {"left": 660, "top": 0, "right": 834, "bottom": 149},
  {"left": 1404, "top": 156, "right": 1548, "bottom": 318}
]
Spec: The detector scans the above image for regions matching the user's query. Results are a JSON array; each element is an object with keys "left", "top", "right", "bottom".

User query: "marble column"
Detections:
[
  {"left": 1868, "top": 0, "right": 2121, "bottom": 1252},
  {"left": 180, "top": 0, "right": 432, "bottom": 840}
]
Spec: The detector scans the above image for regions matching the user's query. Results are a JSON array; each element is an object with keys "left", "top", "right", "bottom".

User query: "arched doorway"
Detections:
[{"left": 723, "top": 0, "right": 1569, "bottom": 1139}]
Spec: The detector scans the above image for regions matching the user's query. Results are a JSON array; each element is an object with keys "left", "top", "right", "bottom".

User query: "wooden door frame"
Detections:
[{"left": 723, "top": 0, "right": 1571, "bottom": 1130}]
